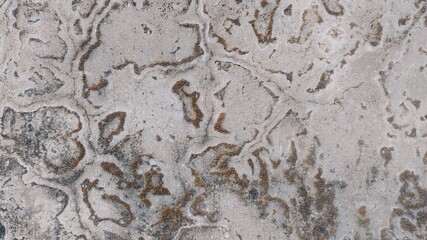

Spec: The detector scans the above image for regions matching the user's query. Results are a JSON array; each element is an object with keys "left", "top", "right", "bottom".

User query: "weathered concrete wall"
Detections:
[{"left": 0, "top": 0, "right": 426, "bottom": 239}]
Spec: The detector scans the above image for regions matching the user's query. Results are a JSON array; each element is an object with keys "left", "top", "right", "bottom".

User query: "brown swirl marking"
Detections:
[
  {"left": 172, "top": 79, "right": 204, "bottom": 128},
  {"left": 367, "top": 20, "right": 383, "bottom": 47},
  {"left": 209, "top": 143, "right": 242, "bottom": 168},
  {"left": 112, "top": 60, "right": 143, "bottom": 75},
  {"left": 263, "top": 195, "right": 290, "bottom": 218},
  {"left": 126, "top": 155, "right": 147, "bottom": 188},
  {"left": 321, "top": 0, "right": 345, "bottom": 16},
  {"left": 209, "top": 24, "right": 249, "bottom": 55},
  {"left": 210, "top": 167, "right": 250, "bottom": 188},
  {"left": 98, "top": 111, "right": 126, "bottom": 146},
  {"left": 283, "top": 139, "right": 338, "bottom": 239},
  {"left": 252, "top": 148, "right": 270, "bottom": 195},
  {"left": 83, "top": 78, "right": 108, "bottom": 98},
  {"left": 151, "top": 190, "right": 195, "bottom": 240},
  {"left": 190, "top": 193, "right": 219, "bottom": 223},
  {"left": 249, "top": 0, "right": 281, "bottom": 44},
  {"left": 214, "top": 112, "right": 230, "bottom": 134},
  {"left": 44, "top": 139, "right": 86, "bottom": 174},
  {"left": 398, "top": 170, "right": 427, "bottom": 209},
  {"left": 70, "top": 141, "right": 86, "bottom": 168},
  {"left": 99, "top": 154, "right": 172, "bottom": 208},
  {"left": 140, "top": 166, "right": 171, "bottom": 207},
  {"left": 313, "top": 169, "right": 338, "bottom": 236},
  {"left": 81, "top": 179, "right": 135, "bottom": 227},
  {"left": 100, "top": 154, "right": 173, "bottom": 211},
  {"left": 77, "top": 1, "right": 115, "bottom": 99},
  {"left": 307, "top": 70, "right": 334, "bottom": 93},
  {"left": 79, "top": 23, "right": 102, "bottom": 95},
  {"left": 381, "top": 170, "right": 427, "bottom": 238},
  {"left": 380, "top": 146, "right": 394, "bottom": 166},
  {"left": 100, "top": 161, "right": 124, "bottom": 178}
]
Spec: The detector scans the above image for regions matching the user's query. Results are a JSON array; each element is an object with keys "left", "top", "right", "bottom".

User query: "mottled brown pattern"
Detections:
[{"left": 1, "top": 0, "right": 426, "bottom": 239}]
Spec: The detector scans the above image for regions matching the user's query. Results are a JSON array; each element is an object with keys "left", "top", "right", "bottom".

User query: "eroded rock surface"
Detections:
[{"left": 0, "top": 0, "right": 426, "bottom": 239}]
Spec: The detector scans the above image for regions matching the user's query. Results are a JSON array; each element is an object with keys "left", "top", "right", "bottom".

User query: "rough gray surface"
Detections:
[{"left": 0, "top": 0, "right": 426, "bottom": 239}]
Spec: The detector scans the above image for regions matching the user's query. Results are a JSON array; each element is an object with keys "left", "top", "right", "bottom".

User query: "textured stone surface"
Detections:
[{"left": 0, "top": 0, "right": 426, "bottom": 239}]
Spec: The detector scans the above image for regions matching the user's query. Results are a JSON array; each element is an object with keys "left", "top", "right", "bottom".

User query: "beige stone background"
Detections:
[{"left": 0, "top": 0, "right": 426, "bottom": 239}]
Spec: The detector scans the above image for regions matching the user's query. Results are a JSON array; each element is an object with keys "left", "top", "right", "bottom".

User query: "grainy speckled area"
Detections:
[{"left": 0, "top": 0, "right": 426, "bottom": 239}]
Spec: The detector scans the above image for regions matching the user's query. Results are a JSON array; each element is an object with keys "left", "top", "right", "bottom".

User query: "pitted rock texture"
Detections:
[{"left": 0, "top": 0, "right": 426, "bottom": 239}]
